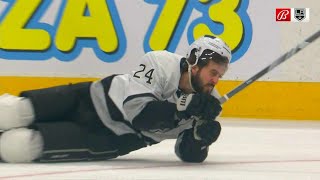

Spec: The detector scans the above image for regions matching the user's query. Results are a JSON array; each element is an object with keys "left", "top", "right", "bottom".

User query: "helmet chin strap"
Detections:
[
  {"left": 186, "top": 51, "right": 200, "bottom": 93},
  {"left": 187, "top": 65, "right": 196, "bottom": 93}
]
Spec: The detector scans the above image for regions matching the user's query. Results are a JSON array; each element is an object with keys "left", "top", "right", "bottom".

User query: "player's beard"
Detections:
[{"left": 191, "top": 71, "right": 214, "bottom": 94}]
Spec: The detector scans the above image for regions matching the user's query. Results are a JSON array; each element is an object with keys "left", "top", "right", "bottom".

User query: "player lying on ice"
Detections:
[{"left": 0, "top": 35, "right": 231, "bottom": 163}]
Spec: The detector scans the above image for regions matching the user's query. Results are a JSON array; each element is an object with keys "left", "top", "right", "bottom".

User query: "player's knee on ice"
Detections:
[
  {"left": 0, "top": 128, "right": 43, "bottom": 163},
  {"left": 0, "top": 94, "right": 35, "bottom": 130}
]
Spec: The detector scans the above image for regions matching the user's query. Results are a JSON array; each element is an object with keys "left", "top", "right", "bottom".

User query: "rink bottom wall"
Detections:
[{"left": 1, "top": 76, "right": 319, "bottom": 120}]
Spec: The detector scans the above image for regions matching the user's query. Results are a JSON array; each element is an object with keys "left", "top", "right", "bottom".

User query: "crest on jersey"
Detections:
[{"left": 294, "top": 8, "right": 306, "bottom": 21}]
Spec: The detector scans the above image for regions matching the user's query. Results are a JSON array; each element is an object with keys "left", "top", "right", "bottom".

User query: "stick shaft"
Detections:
[{"left": 218, "top": 30, "right": 320, "bottom": 104}]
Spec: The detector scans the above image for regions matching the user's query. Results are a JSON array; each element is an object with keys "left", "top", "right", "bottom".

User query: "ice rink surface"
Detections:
[{"left": 0, "top": 118, "right": 319, "bottom": 180}]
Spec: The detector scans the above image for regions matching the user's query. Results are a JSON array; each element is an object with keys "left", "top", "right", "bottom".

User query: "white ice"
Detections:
[{"left": 0, "top": 118, "right": 319, "bottom": 180}]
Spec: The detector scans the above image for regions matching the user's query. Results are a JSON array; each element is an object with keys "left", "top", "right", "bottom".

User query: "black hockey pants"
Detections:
[{"left": 19, "top": 82, "right": 121, "bottom": 162}]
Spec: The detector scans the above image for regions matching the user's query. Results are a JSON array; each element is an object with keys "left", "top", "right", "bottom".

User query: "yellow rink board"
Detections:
[{"left": 1, "top": 76, "right": 319, "bottom": 120}]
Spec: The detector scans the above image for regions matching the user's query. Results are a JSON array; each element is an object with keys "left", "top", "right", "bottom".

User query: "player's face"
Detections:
[{"left": 191, "top": 61, "right": 227, "bottom": 94}]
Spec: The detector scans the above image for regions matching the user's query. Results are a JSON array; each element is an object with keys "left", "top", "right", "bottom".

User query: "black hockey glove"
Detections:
[
  {"left": 193, "top": 120, "right": 221, "bottom": 146},
  {"left": 176, "top": 93, "right": 222, "bottom": 120}
]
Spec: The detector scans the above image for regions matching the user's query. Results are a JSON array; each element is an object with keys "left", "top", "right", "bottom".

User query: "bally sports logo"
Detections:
[
  {"left": 276, "top": 8, "right": 291, "bottom": 21},
  {"left": 276, "top": 8, "right": 310, "bottom": 22}
]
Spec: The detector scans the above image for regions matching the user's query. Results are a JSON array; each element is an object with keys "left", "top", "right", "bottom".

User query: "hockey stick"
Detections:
[{"left": 216, "top": 30, "right": 320, "bottom": 104}]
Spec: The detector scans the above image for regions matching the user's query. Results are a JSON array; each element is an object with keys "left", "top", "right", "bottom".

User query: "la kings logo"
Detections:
[{"left": 294, "top": 8, "right": 306, "bottom": 21}]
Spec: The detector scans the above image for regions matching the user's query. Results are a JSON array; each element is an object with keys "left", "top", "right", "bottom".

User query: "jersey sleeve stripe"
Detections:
[{"left": 123, "top": 93, "right": 159, "bottom": 104}]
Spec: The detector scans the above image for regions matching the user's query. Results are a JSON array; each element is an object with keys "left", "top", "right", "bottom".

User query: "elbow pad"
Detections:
[{"left": 132, "top": 101, "right": 177, "bottom": 131}]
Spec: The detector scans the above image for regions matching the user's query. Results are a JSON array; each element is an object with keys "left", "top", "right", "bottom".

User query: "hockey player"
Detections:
[{"left": 0, "top": 35, "right": 231, "bottom": 163}]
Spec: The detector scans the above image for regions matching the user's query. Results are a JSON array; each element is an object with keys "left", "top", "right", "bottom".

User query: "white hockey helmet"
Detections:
[
  {"left": 185, "top": 35, "right": 232, "bottom": 93},
  {"left": 186, "top": 35, "right": 232, "bottom": 66}
]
